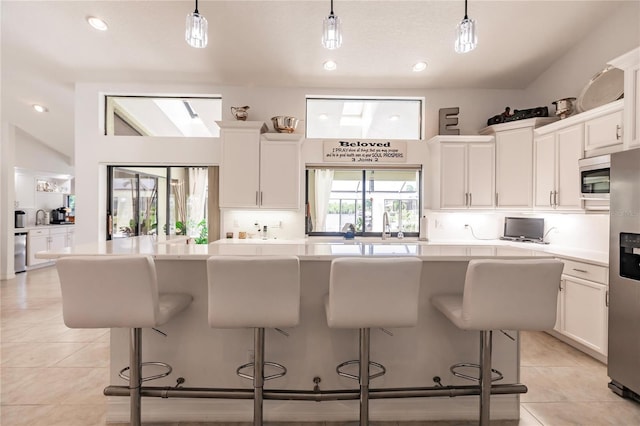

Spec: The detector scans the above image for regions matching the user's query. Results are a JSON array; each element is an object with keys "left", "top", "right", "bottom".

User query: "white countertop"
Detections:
[
  {"left": 14, "top": 224, "right": 75, "bottom": 232},
  {"left": 35, "top": 234, "right": 603, "bottom": 262}
]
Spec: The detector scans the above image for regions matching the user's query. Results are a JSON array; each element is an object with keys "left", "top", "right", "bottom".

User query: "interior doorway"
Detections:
[{"left": 106, "top": 166, "right": 218, "bottom": 242}]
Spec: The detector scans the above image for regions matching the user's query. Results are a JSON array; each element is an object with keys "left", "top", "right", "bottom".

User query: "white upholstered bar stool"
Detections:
[
  {"left": 431, "top": 259, "right": 563, "bottom": 426},
  {"left": 325, "top": 257, "right": 423, "bottom": 426},
  {"left": 55, "top": 255, "right": 193, "bottom": 426},
  {"left": 207, "top": 255, "right": 300, "bottom": 426}
]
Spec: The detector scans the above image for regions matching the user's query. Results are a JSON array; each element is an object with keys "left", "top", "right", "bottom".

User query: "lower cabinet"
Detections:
[
  {"left": 27, "top": 226, "right": 74, "bottom": 268},
  {"left": 27, "top": 229, "right": 50, "bottom": 267},
  {"left": 551, "top": 257, "right": 609, "bottom": 361}
]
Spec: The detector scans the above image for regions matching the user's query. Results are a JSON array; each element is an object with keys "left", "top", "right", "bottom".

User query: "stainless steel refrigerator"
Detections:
[{"left": 608, "top": 147, "right": 640, "bottom": 401}]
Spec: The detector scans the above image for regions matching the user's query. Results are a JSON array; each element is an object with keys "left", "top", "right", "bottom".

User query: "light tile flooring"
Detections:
[{"left": 2, "top": 266, "right": 640, "bottom": 425}]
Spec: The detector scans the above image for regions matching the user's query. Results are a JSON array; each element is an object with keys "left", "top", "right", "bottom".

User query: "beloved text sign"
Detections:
[{"left": 323, "top": 140, "right": 407, "bottom": 163}]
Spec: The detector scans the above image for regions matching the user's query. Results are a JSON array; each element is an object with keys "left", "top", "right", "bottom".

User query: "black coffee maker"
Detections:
[{"left": 51, "top": 207, "right": 67, "bottom": 224}]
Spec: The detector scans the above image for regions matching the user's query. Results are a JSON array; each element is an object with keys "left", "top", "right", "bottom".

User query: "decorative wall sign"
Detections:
[
  {"left": 323, "top": 140, "right": 407, "bottom": 163},
  {"left": 439, "top": 107, "right": 460, "bottom": 135}
]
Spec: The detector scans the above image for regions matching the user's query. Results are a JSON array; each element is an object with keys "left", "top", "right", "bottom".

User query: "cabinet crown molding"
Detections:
[
  {"left": 533, "top": 99, "right": 623, "bottom": 136},
  {"left": 426, "top": 135, "right": 494, "bottom": 145},
  {"left": 479, "top": 117, "right": 558, "bottom": 135},
  {"left": 215, "top": 121, "right": 268, "bottom": 133}
]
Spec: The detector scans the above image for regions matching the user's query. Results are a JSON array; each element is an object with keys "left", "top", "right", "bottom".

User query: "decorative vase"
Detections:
[{"left": 231, "top": 106, "right": 249, "bottom": 121}]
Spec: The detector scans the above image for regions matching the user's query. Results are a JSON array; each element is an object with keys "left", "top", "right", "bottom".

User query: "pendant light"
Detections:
[
  {"left": 186, "top": 0, "right": 208, "bottom": 48},
  {"left": 322, "top": 0, "right": 342, "bottom": 50},
  {"left": 455, "top": 0, "right": 477, "bottom": 54}
]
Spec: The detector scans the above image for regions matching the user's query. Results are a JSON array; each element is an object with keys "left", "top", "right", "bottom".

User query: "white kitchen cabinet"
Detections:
[
  {"left": 550, "top": 258, "right": 609, "bottom": 362},
  {"left": 15, "top": 171, "right": 36, "bottom": 209},
  {"left": 427, "top": 136, "right": 494, "bottom": 210},
  {"left": 609, "top": 47, "right": 640, "bottom": 150},
  {"left": 533, "top": 124, "right": 583, "bottom": 210},
  {"left": 218, "top": 121, "right": 302, "bottom": 209},
  {"left": 27, "top": 229, "right": 50, "bottom": 267},
  {"left": 27, "top": 226, "right": 75, "bottom": 268},
  {"left": 584, "top": 109, "right": 623, "bottom": 153},
  {"left": 49, "top": 228, "right": 67, "bottom": 251},
  {"left": 259, "top": 133, "right": 302, "bottom": 209},
  {"left": 480, "top": 117, "right": 556, "bottom": 209}
]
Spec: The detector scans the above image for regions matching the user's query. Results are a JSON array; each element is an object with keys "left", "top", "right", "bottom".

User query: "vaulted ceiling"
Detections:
[{"left": 1, "top": 1, "right": 629, "bottom": 159}]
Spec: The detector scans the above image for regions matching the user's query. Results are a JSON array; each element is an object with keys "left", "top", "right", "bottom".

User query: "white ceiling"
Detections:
[{"left": 1, "top": 1, "right": 628, "bottom": 159}]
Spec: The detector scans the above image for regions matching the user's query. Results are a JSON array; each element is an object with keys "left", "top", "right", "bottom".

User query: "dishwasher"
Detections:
[{"left": 14, "top": 232, "right": 27, "bottom": 273}]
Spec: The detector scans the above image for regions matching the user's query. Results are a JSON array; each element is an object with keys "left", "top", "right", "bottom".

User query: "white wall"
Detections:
[
  {"left": 15, "top": 127, "right": 73, "bottom": 174},
  {"left": 524, "top": 1, "right": 640, "bottom": 112},
  {"left": 1, "top": 124, "right": 17, "bottom": 280},
  {"left": 76, "top": 83, "right": 525, "bottom": 244}
]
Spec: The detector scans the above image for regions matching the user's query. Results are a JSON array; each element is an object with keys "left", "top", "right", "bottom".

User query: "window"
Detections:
[
  {"left": 306, "top": 168, "right": 421, "bottom": 236},
  {"left": 306, "top": 97, "right": 422, "bottom": 140},
  {"left": 105, "top": 96, "right": 222, "bottom": 137}
]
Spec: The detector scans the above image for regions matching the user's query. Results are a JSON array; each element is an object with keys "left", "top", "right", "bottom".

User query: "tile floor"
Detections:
[{"left": 2, "top": 266, "right": 640, "bottom": 425}]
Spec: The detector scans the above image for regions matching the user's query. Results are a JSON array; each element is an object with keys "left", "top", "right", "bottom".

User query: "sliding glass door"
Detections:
[{"left": 107, "top": 166, "right": 211, "bottom": 241}]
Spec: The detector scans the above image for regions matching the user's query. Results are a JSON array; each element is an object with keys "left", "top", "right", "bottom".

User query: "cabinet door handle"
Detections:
[
  {"left": 464, "top": 192, "right": 469, "bottom": 206},
  {"left": 255, "top": 191, "right": 259, "bottom": 206},
  {"left": 554, "top": 191, "right": 558, "bottom": 207},
  {"left": 572, "top": 268, "right": 588, "bottom": 273},
  {"left": 606, "top": 290, "right": 609, "bottom": 307},
  {"left": 549, "top": 191, "right": 554, "bottom": 206},
  {"left": 616, "top": 125, "right": 622, "bottom": 140},
  {"left": 495, "top": 192, "right": 498, "bottom": 206},
  {"left": 260, "top": 191, "right": 263, "bottom": 205},
  {"left": 469, "top": 193, "right": 472, "bottom": 206}
]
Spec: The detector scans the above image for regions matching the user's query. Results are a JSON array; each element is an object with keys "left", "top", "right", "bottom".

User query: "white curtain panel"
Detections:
[
  {"left": 187, "top": 167, "right": 207, "bottom": 236},
  {"left": 314, "top": 169, "right": 334, "bottom": 232}
]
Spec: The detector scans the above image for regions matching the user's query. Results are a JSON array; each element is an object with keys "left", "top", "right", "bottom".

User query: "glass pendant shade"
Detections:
[
  {"left": 455, "top": 16, "right": 477, "bottom": 53},
  {"left": 186, "top": 11, "right": 208, "bottom": 48},
  {"left": 322, "top": 13, "right": 342, "bottom": 50}
]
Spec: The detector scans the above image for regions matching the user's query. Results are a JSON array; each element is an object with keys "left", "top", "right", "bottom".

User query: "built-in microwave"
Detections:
[{"left": 579, "top": 154, "right": 610, "bottom": 200}]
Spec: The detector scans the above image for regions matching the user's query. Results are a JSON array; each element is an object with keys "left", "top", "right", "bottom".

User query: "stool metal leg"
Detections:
[
  {"left": 479, "top": 330, "right": 493, "bottom": 426},
  {"left": 254, "top": 327, "right": 265, "bottom": 426},
  {"left": 129, "top": 328, "right": 142, "bottom": 426},
  {"left": 359, "top": 328, "right": 370, "bottom": 426}
]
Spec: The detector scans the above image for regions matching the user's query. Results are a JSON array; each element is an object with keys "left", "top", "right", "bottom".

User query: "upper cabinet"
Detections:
[
  {"left": 608, "top": 47, "right": 640, "bottom": 151},
  {"left": 480, "top": 118, "right": 556, "bottom": 209},
  {"left": 258, "top": 133, "right": 303, "bottom": 209},
  {"left": 533, "top": 124, "right": 583, "bottom": 211},
  {"left": 15, "top": 170, "right": 35, "bottom": 209},
  {"left": 218, "top": 121, "right": 302, "bottom": 210},
  {"left": 427, "top": 135, "right": 495, "bottom": 210}
]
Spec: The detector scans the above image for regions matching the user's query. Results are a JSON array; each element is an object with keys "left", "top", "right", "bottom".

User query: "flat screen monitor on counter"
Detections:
[{"left": 501, "top": 217, "right": 544, "bottom": 242}]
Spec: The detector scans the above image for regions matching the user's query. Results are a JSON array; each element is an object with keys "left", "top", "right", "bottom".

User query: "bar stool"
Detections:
[
  {"left": 325, "top": 257, "right": 423, "bottom": 426},
  {"left": 55, "top": 255, "right": 193, "bottom": 426},
  {"left": 431, "top": 259, "right": 563, "bottom": 426},
  {"left": 207, "top": 255, "right": 300, "bottom": 426}
]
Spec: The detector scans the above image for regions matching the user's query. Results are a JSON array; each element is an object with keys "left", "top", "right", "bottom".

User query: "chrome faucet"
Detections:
[{"left": 382, "top": 211, "right": 391, "bottom": 240}]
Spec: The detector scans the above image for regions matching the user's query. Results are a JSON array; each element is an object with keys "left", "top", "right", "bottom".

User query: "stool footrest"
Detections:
[
  {"left": 236, "top": 361, "right": 287, "bottom": 381},
  {"left": 119, "top": 361, "right": 172, "bottom": 383},
  {"left": 450, "top": 362, "right": 503, "bottom": 383},
  {"left": 336, "top": 360, "right": 386, "bottom": 381}
]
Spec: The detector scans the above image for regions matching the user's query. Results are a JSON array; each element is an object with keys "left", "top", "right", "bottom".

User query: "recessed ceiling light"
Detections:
[
  {"left": 412, "top": 62, "right": 427, "bottom": 72},
  {"left": 32, "top": 104, "right": 48, "bottom": 113},
  {"left": 319, "top": 113, "right": 329, "bottom": 120},
  {"left": 323, "top": 60, "right": 337, "bottom": 71},
  {"left": 389, "top": 114, "right": 400, "bottom": 121},
  {"left": 87, "top": 16, "right": 108, "bottom": 31}
]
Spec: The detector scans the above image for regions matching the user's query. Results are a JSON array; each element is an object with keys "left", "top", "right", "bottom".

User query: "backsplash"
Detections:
[
  {"left": 220, "top": 210, "right": 304, "bottom": 240},
  {"left": 425, "top": 211, "right": 609, "bottom": 254}
]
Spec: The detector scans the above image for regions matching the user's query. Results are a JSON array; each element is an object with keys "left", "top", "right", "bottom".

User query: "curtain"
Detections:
[
  {"left": 187, "top": 167, "right": 208, "bottom": 237},
  {"left": 314, "top": 169, "right": 334, "bottom": 232}
]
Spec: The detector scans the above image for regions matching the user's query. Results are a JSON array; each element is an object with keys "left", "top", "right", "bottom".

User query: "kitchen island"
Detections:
[{"left": 37, "top": 236, "right": 555, "bottom": 423}]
